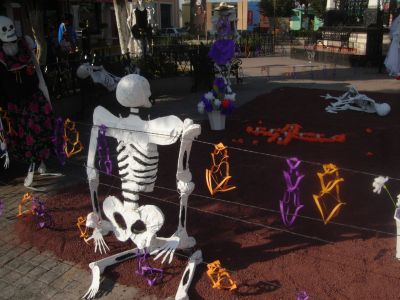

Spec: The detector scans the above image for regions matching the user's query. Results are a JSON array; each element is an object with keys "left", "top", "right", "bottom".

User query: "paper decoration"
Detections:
[
  {"left": 135, "top": 250, "right": 163, "bottom": 286},
  {"left": 206, "top": 260, "right": 237, "bottom": 291},
  {"left": 297, "top": 290, "right": 309, "bottom": 300},
  {"left": 205, "top": 143, "right": 236, "bottom": 196},
  {"left": 77, "top": 216, "right": 90, "bottom": 243},
  {"left": 97, "top": 125, "right": 112, "bottom": 175},
  {"left": 17, "top": 193, "right": 52, "bottom": 228},
  {"left": 280, "top": 157, "right": 304, "bottom": 227},
  {"left": 17, "top": 193, "right": 33, "bottom": 218},
  {"left": 31, "top": 197, "right": 53, "bottom": 228},
  {"left": 52, "top": 117, "right": 66, "bottom": 165},
  {"left": 0, "top": 200, "right": 4, "bottom": 216},
  {"left": 64, "top": 118, "right": 83, "bottom": 158},
  {"left": 246, "top": 123, "right": 345, "bottom": 145},
  {"left": 312, "top": 163, "right": 345, "bottom": 224}
]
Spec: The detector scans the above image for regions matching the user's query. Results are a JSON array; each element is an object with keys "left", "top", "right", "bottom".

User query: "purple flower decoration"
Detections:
[
  {"left": 216, "top": 16, "right": 232, "bottom": 37},
  {"left": 220, "top": 99, "right": 234, "bottom": 115},
  {"left": 209, "top": 39, "right": 235, "bottom": 65},
  {"left": 202, "top": 96, "right": 213, "bottom": 112}
]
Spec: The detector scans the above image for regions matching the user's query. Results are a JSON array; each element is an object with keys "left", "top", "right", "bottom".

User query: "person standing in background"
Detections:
[{"left": 58, "top": 14, "right": 77, "bottom": 51}]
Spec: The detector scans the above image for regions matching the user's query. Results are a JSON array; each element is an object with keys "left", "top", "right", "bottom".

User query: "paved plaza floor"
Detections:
[{"left": 0, "top": 55, "right": 398, "bottom": 300}]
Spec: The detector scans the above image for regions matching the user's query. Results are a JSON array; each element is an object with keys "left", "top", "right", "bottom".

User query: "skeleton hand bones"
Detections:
[
  {"left": 1, "top": 151, "right": 9, "bottom": 169},
  {"left": 84, "top": 212, "right": 113, "bottom": 254}
]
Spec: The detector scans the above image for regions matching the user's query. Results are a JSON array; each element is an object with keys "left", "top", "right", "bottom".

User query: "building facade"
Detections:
[{"left": 0, "top": 0, "right": 180, "bottom": 46}]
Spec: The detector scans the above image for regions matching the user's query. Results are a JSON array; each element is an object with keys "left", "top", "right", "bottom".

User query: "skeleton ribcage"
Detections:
[{"left": 116, "top": 140, "right": 159, "bottom": 200}]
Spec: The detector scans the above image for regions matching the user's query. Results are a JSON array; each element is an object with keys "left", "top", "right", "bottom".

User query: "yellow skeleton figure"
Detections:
[
  {"left": 205, "top": 142, "right": 236, "bottom": 196},
  {"left": 312, "top": 163, "right": 345, "bottom": 224},
  {"left": 206, "top": 260, "right": 237, "bottom": 291},
  {"left": 64, "top": 118, "right": 84, "bottom": 158}
]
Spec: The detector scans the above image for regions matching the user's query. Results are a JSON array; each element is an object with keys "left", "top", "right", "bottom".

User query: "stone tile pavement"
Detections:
[{"left": 0, "top": 164, "right": 157, "bottom": 300}]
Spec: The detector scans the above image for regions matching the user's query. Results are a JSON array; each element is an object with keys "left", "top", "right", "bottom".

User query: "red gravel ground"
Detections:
[{"left": 16, "top": 87, "right": 400, "bottom": 299}]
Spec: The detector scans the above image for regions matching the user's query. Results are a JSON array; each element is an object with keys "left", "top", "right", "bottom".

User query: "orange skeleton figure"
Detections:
[
  {"left": 206, "top": 260, "right": 237, "bottom": 291},
  {"left": 312, "top": 163, "right": 345, "bottom": 224},
  {"left": 246, "top": 123, "right": 345, "bottom": 145},
  {"left": 17, "top": 193, "right": 33, "bottom": 218},
  {"left": 64, "top": 118, "right": 84, "bottom": 158},
  {"left": 205, "top": 143, "right": 236, "bottom": 195},
  {"left": 77, "top": 216, "right": 90, "bottom": 244}
]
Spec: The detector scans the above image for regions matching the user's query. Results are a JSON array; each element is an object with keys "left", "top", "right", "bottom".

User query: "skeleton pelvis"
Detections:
[{"left": 103, "top": 196, "right": 164, "bottom": 248}]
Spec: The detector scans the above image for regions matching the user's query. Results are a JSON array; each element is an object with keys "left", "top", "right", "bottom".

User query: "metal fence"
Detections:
[{"left": 44, "top": 33, "right": 291, "bottom": 99}]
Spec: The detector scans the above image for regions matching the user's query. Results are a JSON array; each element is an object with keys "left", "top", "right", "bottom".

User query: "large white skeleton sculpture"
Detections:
[
  {"left": 321, "top": 86, "right": 391, "bottom": 116},
  {"left": 83, "top": 74, "right": 202, "bottom": 299},
  {"left": 0, "top": 16, "right": 58, "bottom": 189},
  {"left": 127, "top": 0, "right": 155, "bottom": 58}
]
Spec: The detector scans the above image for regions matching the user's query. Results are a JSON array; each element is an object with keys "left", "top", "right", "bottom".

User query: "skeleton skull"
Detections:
[
  {"left": 116, "top": 74, "right": 152, "bottom": 108},
  {"left": 0, "top": 16, "right": 17, "bottom": 43},
  {"left": 76, "top": 63, "right": 93, "bottom": 79},
  {"left": 374, "top": 103, "right": 391, "bottom": 117}
]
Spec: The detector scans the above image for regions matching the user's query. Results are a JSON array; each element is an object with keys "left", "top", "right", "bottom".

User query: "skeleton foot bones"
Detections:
[{"left": 83, "top": 74, "right": 201, "bottom": 299}]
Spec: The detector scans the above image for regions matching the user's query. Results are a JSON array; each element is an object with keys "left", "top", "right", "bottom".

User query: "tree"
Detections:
[
  {"left": 113, "top": 0, "right": 131, "bottom": 55},
  {"left": 24, "top": 0, "right": 46, "bottom": 65},
  {"left": 259, "top": 0, "right": 294, "bottom": 17}
]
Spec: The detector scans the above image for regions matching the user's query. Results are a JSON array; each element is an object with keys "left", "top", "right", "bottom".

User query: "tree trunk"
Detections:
[
  {"left": 113, "top": 0, "right": 130, "bottom": 55},
  {"left": 25, "top": 0, "right": 47, "bottom": 65}
]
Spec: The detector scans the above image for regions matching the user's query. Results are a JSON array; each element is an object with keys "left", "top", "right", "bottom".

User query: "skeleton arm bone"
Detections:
[
  {"left": 87, "top": 106, "right": 121, "bottom": 216},
  {"left": 152, "top": 119, "right": 201, "bottom": 263}
]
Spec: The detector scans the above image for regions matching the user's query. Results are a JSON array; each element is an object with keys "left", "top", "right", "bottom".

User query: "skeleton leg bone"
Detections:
[
  {"left": 175, "top": 250, "right": 203, "bottom": 300},
  {"left": 83, "top": 248, "right": 140, "bottom": 299}
]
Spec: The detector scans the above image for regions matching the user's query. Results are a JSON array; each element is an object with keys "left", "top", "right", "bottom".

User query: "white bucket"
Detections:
[{"left": 208, "top": 111, "right": 226, "bottom": 131}]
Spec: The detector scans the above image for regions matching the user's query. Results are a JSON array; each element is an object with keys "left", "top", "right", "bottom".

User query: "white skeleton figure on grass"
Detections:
[
  {"left": 76, "top": 63, "right": 121, "bottom": 92},
  {"left": 76, "top": 62, "right": 140, "bottom": 92},
  {"left": 321, "top": 86, "right": 391, "bottom": 116},
  {"left": 83, "top": 74, "right": 202, "bottom": 300}
]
